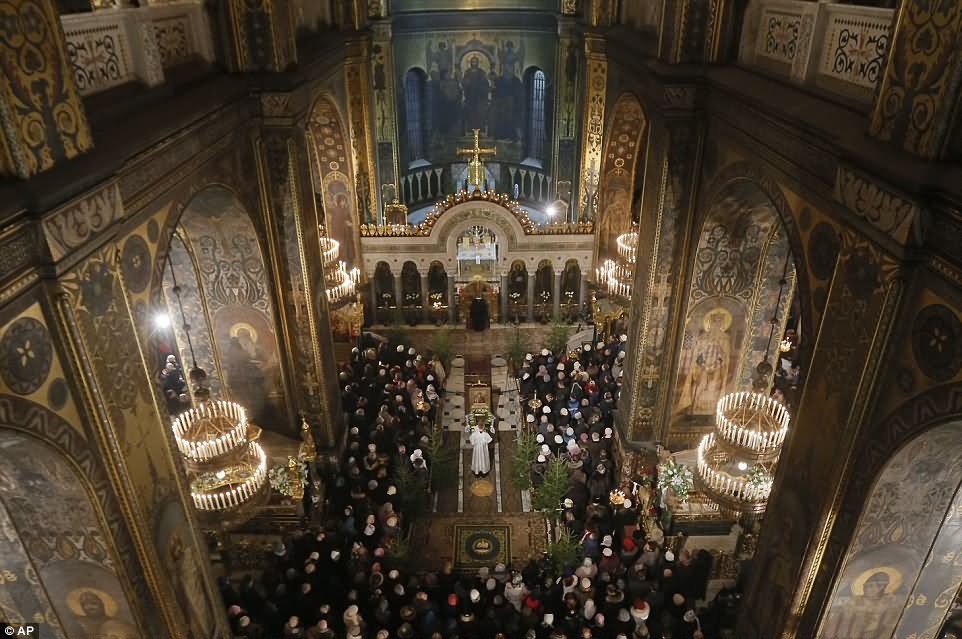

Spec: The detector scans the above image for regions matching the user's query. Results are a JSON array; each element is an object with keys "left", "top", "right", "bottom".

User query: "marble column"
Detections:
[
  {"left": 553, "top": 271, "right": 562, "bottom": 320},
  {"left": 526, "top": 272, "right": 536, "bottom": 323},
  {"left": 578, "top": 274, "right": 587, "bottom": 317},
  {"left": 447, "top": 276, "right": 456, "bottom": 324},
  {"left": 500, "top": 274, "right": 509, "bottom": 323},
  {"left": 420, "top": 271, "right": 430, "bottom": 324}
]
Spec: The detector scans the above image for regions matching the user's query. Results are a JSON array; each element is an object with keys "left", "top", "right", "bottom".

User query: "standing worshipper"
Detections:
[{"left": 470, "top": 424, "right": 493, "bottom": 476}]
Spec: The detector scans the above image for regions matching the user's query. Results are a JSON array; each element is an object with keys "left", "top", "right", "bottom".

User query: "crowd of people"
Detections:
[{"left": 216, "top": 334, "right": 740, "bottom": 639}]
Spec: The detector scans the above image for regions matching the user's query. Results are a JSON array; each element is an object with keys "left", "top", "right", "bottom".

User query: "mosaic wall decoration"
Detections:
[
  {"left": 393, "top": 28, "right": 557, "bottom": 168},
  {"left": 596, "top": 94, "right": 645, "bottom": 261},
  {"left": 308, "top": 97, "right": 360, "bottom": 265},
  {"left": 0, "top": 432, "right": 143, "bottom": 639},
  {"left": 178, "top": 186, "right": 287, "bottom": 429},
  {"left": 0, "top": 0, "right": 93, "bottom": 178},
  {"left": 670, "top": 180, "right": 782, "bottom": 425},
  {"left": 819, "top": 423, "right": 962, "bottom": 639}
]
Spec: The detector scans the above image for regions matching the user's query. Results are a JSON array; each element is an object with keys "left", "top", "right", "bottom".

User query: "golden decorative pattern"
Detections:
[
  {"left": 870, "top": 2, "right": 962, "bottom": 158},
  {"left": 358, "top": 189, "right": 593, "bottom": 237},
  {"left": 0, "top": 0, "right": 93, "bottom": 178},
  {"left": 345, "top": 46, "right": 379, "bottom": 224},
  {"left": 577, "top": 36, "right": 607, "bottom": 221}
]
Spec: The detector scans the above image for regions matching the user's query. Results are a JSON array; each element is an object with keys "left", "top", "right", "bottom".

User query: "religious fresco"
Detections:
[
  {"left": 162, "top": 232, "right": 224, "bottom": 399},
  {"left": 596, "top": 94, "right": 645, "bottom": 262},
  {"left": 671, "top": 181, "right": 782, "bottom": 424},
  {"left": 672, "top": 297, "right": 745, "bottom": 417},
  {"left": 736, "top": 223, "right": 795, "bottom": 388},
  {"left": 308, "top": 97, "right": 361, "bottom": 259},
  {"left": 819, "top": 423, "right": 962, "bottom": 639},
  {"left": 154, "top": 499, "right": 214, "bottom": 639},
  {"left": 0, "top": 432, "right": 143, "bottom": 639},
  {"left": 179, "top": 186, "right": 287, "bottom": 429},
  {"left": 393, "top": 29, "right": 557, "bottom": 167}
]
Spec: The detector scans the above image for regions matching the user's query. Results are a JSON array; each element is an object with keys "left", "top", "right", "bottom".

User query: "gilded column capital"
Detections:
[{"left": 0, "top": 0, "right": 93, "bottom": 179}]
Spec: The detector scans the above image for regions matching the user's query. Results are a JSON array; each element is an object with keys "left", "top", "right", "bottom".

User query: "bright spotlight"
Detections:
[
  {"left": 154, "top": 313, "right": 171, "bottom": 329},
  {"left": 546, "top": 205, "right": 557, "bottom": 217},
  {"left": 737, "top": 461, "right": 748, "bottom": 471}
]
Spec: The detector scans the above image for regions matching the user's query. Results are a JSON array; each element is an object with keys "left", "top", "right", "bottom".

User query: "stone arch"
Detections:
[
  {"left": 0, "top": 394, "right": 149, "bottom": 637},
  {"left": 158, "top": 185, "right": 288, "bottom": 429},
  {"left": 818, "top": 417, "right": 962, "bottom": 639},
  {"left": 669, "top": 174, "right": 798, "bottom": 438},
  {"left": 427, "top": 261, "right": 448, "bottom": 305},
  {"left": 698, "top": 162, "right": 815, "bottom": 373},
  {"left": 308, "top": 94, "right": 360, "bottom": 266},
  {"left": 401, "top": 260, "right": 421, "bottom": 307},
  {"left": 561, "top": 258, "right": 582, "bottom": 311},
  {"left": 430, "top": 201, "right": 528, "bottom": 260},
  {"left": 374, "top": 261, "right": 395, "bottom": 309},
  {"left": 795, "top": 381, "right": 962, "bottom": 637},
  {"left": 596, "top": 93, "right": 647, "bottom": 264}
]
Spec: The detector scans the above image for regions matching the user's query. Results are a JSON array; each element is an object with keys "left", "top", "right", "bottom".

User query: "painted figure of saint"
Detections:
[
  {"left": 461, "top": 56, "right": 490, "bottom": 134},
  {"left": 821, "top": 568, "right": 903, "bottom": 639},
  {"left": 674, "top": 307, "right": 734, "bottom": 416},
  {"left": 68, "top": 589, "right": 141, "bottom": 639}
]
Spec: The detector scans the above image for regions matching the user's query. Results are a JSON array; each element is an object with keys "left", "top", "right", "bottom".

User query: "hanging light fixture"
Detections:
[
  {"left": 694, "top": 253, "right": 793, "bottom": 522},
  {"left": 318, "top": 228, "right": 360, "bottom": 308},
  {"left": 164, "top": 247, "right": 270, "bottom": 525},
  {"left": 595, "top": 228, "right": 637, "bottom": 301}
]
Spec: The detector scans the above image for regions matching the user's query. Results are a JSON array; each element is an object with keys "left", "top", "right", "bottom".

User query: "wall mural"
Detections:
[
  {"left": 308, "top": 98, "right": 361, "bottom": 259},
  {"left": 162, "top": 232, "right": 223, "bottom": 399},
  {"left": 178, "top": 187, "right": 287, "bottom": 429},
  {"left": 819, "top": 422, "right": 962, "bottom": 639},
  {"left": 737, "top": 223, "right": 795, "bottom": 387},
  {"left": 0, "top": 432, "right": 143, "bottom": 639},
  {"left": 597, "top": 94, "right": 645, "bottom": 261},
  {"left": 394, "top": 29, "right": 556, "bottom": 168},
  {"left": 671, "top": 181, "right": 782, "bottom": 425}
]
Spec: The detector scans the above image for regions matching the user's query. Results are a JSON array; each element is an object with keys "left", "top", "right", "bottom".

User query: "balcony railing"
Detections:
[
  {"left": 400, "top": 165, "right": 445, "bottom": 208},
  {"left": 62, "top": 1, "right": 215, "bottom": 98},
  {"left": 739, "top": 1, "right": 894, "bottom": 108},
  {"left": 504, "top": 164, "right": 552, "bottom": 203}
]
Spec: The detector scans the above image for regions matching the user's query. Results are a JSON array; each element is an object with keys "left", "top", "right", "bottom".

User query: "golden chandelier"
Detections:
[
  {"left": 694, "top": 390, "right": 790, "bottom": 521},
  {"left": 171, "top": 370, "right": 270, "bottom": 524},
  {"left": 596, "top": 228, "right": 637, "bottom": 301},
  {"left": 318, "top": 229, "right": 360, "bottom": 308}
]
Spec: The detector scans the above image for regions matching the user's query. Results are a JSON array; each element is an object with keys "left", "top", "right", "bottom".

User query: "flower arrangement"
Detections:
[
  {"left": 745, "top": 464, "right": 772, "bottom": 490},
  {"left": 657, "top": 458, "right": 694, "bottom": 501},
  {"left": 268, "top": 460, "right": 307, "bottom": 497},
  {"left": 465, "top": 407, "right": 494, "bottom": 434}
]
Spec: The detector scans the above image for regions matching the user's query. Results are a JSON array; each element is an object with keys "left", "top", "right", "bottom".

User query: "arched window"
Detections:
[
  {"left": 404, "top": 69, "right": 428, "bottom": 164},
  {"left": 525, "top": 69, "right": 546, "bottom": 162}
]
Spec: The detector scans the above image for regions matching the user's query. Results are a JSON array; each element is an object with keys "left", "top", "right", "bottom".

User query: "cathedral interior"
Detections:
[{"left": 1, "top": 0, "right": 961, "bottom": 638}]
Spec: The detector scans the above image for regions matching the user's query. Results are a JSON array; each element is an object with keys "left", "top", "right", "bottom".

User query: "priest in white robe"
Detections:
[{"left": 470, "top": 425, "right": 493, "bottom": 476}]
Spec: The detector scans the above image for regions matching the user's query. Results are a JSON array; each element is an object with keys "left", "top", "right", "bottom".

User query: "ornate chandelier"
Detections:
[
  {"left": 318, "top": 230, "right": 360, "bottom": 308},
  {"left": 595, "top": 229, "right": 637, "bottom": 300},
  {"left": 171, "top": 370, "right": 270, "bottom": 523},
  {"left": 695, "top": 390, "right": 790, "bottom": 520}
]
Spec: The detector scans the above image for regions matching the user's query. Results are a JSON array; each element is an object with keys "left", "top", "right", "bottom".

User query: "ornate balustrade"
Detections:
[
  {"left": 61, "top": 1, "right": 215, "bottom": 97},
  {"left": 504, "top": 164, "right": 552, "bottom": 203},
  {"left": 400, "top": 165, "right": 446, "bottom": 207},
  {"left": 739, "top": 1, "right": 893, "bottom": 107},
  {"left": 360, "top": 189, "right": 593, "bottom": 237}
]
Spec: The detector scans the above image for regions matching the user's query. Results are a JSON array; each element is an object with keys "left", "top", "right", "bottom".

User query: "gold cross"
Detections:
[{"left": 457, "top": 129, "right": 496, "bottom": 188}]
